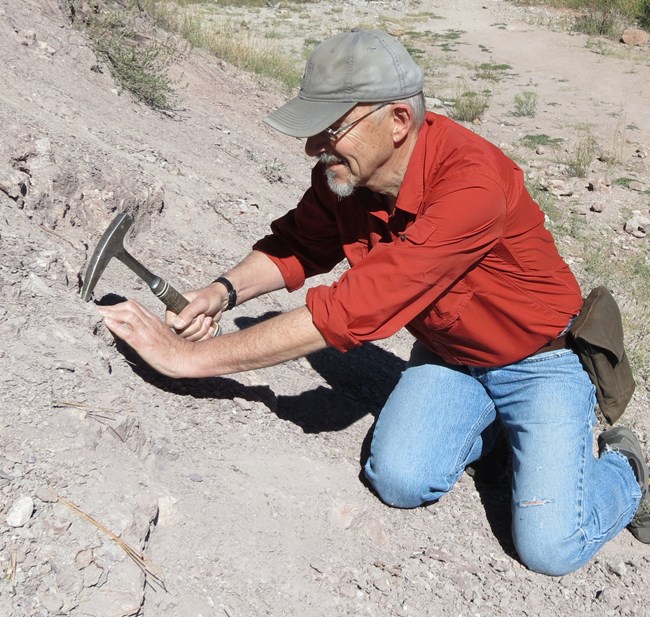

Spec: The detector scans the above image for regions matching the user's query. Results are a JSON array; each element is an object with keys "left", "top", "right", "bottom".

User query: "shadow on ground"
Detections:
[
  {"left": 103, "top": 304, "right": 405, "bottom": 433},
  {"left": 102, "top": 297, "right": 518, "bottom": 559}
]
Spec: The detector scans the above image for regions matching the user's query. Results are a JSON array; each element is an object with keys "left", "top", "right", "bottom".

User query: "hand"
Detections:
[
  {"left": 98, "top": 300, "right": 193, "bottom": 377},
  {"left": 165, "top": 283, "right": 227, "bottom": 341}
]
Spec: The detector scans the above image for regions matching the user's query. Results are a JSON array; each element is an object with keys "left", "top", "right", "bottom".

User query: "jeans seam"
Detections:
[{"left": 447, "top": 400, "right": 496, "bottom": 488}]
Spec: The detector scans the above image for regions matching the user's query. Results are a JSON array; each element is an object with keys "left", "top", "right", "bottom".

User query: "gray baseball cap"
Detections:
[{"left": 264, "top": 29, "right": 424, "bottom": 138}]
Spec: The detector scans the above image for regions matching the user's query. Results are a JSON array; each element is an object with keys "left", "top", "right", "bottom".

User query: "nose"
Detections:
[{"left": 305, "top": 132, "right": 329, "bottom": 157}]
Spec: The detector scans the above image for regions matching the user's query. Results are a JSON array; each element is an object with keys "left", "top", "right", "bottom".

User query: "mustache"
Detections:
[{"left": 318, "top": 153, "right": 344, "bottom": 165}]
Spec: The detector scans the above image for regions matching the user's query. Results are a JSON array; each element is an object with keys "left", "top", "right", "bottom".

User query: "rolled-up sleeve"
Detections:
[{"left": 252, "top": 166, "right": 346, "bottom": 292}]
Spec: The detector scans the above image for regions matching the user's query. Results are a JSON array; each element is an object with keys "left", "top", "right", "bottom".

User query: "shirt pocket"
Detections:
[
  {"left": 398, "top": 221, "right": 437, "bottom": 245},
  {"left": 425, "top": 279, "right": 473, "bottom": 330}
]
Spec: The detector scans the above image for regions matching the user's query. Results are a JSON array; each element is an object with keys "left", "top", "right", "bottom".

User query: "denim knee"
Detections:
[
  {"left": 364, "top": 457, "right": 452, "bottom": 508},
  {"left": 514, "top": 533, "right": 585, "bottom": 577}
]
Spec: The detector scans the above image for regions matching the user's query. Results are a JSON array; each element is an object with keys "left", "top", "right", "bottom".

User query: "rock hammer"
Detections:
[{"left": 81, "top": 212, "right": 220, "bottom": 334}]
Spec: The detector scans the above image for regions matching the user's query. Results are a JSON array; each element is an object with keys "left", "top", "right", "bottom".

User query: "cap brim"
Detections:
[{"left": 264, "top": 96, "right": 356, "bottom": 138}]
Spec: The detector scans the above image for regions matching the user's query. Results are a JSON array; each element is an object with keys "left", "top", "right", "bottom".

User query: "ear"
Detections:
[{"left": 390, "top": 103, "right": 414, "bottom": 143}]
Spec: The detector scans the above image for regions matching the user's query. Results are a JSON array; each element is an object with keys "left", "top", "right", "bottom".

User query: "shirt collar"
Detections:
[{"left": 394, "top": 112, "right": 435, "bottom": 215}]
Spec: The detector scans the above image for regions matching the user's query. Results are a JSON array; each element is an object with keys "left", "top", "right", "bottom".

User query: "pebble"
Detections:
[
  {"left": 188, "top": 473, "right": 203, "bottom": 482},
  {"left": 6, "top": 495, "right": 34, "bottom": 527},
  {"left": 587, "top": 177, "right": 611, "bottom": 192},
  {"left": 605, "top": 559, "right": 627, "bottom": 577},
  {"left": 624, "top": 213, "right": 650, "bottom": 238},
  {"left": 233, "top": 396, "right": 253, "bottom": 411},
  {"left": 372, "top": 574, "right": 391, "bottom": 592}
]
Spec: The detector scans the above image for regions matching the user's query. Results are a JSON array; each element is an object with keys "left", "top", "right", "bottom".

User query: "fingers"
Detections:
[
  {"left": 182, "top": 315, "right": 215, "bottom": 342},
  {"left": 98, "top": 300, "right": 161, "bottom": 341},
  {"left": 163, "top": 290, "right": 204, "bottom": 329},
  {"left": 97, "top": 301, "right": 193, "bottom": 378},
  {"left": 162, "top": 286, "right": 226, "bottom": 340}
]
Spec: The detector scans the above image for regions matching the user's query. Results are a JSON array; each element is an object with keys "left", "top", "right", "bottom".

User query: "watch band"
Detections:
[{"left": 214, "top": 276, "right": 237, "bottom": 311}]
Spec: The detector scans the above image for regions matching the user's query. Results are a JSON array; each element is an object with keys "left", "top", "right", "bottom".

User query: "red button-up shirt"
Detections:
[{"left": 253, "top": 112, "right": 582, "bottom": 367}]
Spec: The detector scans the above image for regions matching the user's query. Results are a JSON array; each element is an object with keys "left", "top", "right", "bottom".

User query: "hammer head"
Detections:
[{"left": 81, "top": 212, "right": 133, "bottom": 301}]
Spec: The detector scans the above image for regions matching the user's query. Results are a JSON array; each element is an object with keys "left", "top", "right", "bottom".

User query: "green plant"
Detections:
[
  {"left": 431, "top": 29, "right": 465, "bottom": 52},
  {"left": 585, "top": 37, "right": 614, "bottom": 55},
  {"left": 571, "top": 0, "right": 637, "bottom": 36},
  {"left": 261, "top": 158, "right": 287, "bottom": 183},
  {"left": 517, "top": 0, "right": 649, "bottom": 36},
  {"left": 641, "top": 0, "right": 650, "bottom": 27},
  {"left": 528, "top": 183, "right": 560, "bottom": 221},
  {"left": 564, "top": 130, "right": 598, "bottom": 177},
  {"left": 519, "top": 134, "right": 564, "bottom": 149},
  {"left": 450, "top": 89, "right": 491, "bottom": 122},
  {"left": 139, "top": 0, "right": 302, "bottom": 91},
  {"left": 77, "top": 3, "right": 180, "bottom": 110},
  {"left": 474, "top": 62, "right": 512, "bottom": 81},
  {"left": 598, "top": 110, "right": 627, "bottom": 164},
  {"left": 513, "top": 91, "right": 539, "bottom": 117}
]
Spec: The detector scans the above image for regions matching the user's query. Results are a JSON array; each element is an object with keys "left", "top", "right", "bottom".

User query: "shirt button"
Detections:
[{"left": 400, "top": 234, "right": 407, "bottom": 242}]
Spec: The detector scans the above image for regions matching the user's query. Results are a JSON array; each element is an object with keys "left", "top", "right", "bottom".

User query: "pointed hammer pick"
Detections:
[{"left": 81, "top": 212, "right": 221, "bottom": 335}]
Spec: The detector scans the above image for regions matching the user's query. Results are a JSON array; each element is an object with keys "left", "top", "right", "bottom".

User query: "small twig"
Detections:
[
  {"left": 52, "top": 401, "right": 125, "bottom": 441},
  {"left": 38, "top": 224, "right": 76, "bottom": 248},
  {"left": 7, "top": 550, "right": 17, "bottom": 586},
  {"left": 58, "top": 496, "right": 167, "bottom": 591},
  {"left": 52, "top": 400, "right": 118, "bottom": 416}
]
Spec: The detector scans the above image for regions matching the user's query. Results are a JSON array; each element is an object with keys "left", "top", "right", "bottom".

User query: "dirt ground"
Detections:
[{"left": 1, "top": 1, "right": 650, "bottom": 616}]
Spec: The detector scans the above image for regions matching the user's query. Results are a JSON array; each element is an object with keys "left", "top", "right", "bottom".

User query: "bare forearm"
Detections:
[
  {"left": 170, "top": 250, "right": 287, "bottom": 337},
  {"left": 218, "top": 250, "right": 286, "bottom": 307},
  {"left": 184, "top": 305, "right": 327, "bottom": 377}
]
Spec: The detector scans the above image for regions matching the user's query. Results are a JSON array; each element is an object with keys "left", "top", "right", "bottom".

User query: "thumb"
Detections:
[{"left": 170, "top": 295, "right": 207, "bottom": 329}]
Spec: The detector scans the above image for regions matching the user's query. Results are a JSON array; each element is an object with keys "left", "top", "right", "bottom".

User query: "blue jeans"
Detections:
[{"left": 364, "top": 344, "right": 641, "bottom": 576}]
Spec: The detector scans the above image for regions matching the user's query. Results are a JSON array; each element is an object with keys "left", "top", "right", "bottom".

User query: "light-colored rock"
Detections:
[
  {"left": 157, "top": 495, "right": 180, "bottom": 527},
  {"left": 624, "top": 213, "right": 650, "bottom": 238},
  {"left": 7, "top": 495, "right": 34, "bottom": 527},
  {"left": 621, "top": 28, "right": 649, "bottom": 47},
  {"left": 539, "top": 178, "right": 574, "bottom": 197},
  {"left": 606, "top": 559, "right": 627, "bottom": 577},
  {"left": 628, "top": 180, "right": 645, "bottom": 192},
  {"left": 587, "top": 177, "right": 611, "bottom": 192}
]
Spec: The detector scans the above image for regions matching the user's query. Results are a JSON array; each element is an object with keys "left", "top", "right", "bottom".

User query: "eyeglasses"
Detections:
[{"left": 323, "top": 103, "right": 390, "bottom": 140}]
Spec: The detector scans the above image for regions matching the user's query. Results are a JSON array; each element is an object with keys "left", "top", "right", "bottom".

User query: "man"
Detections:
[{"left": 98, "top": 29, "right": 649, "bottom": 576}]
